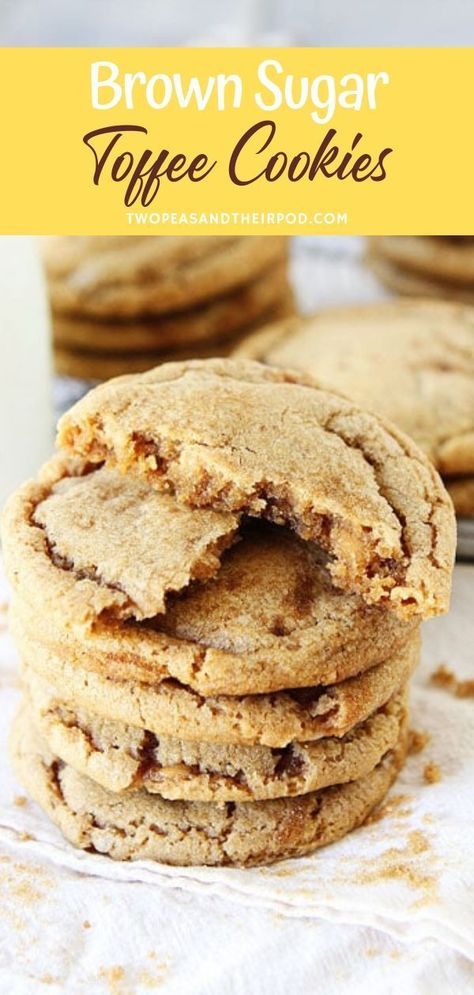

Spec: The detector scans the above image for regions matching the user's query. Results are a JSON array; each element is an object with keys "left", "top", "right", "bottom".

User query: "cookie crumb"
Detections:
[
  {"left": 430, "top": 664, "right": 474, "bottom": 698},
  {"left": 98, "top": 965, "right": 126, "bottom": 995},
  {"left": 364, "top": 793, "right": 413, "bottom": 826},
  {"left": 83, "top": 919, "right": 91, "bottom": 929},
  {"left": 18, "top": 831, "right": 34, "bottom": 842},
  {"left": 408, "top": 830, "right": 430, "bottom": 854},
  {"left": 423, "top": 762, "right": 441, "bottom": 784},
  {"left": 14, "top": 795, "right": 27, "bottom": 807},
  {"left": 408, "top": 729, "right": 430, "bottom": 755}
]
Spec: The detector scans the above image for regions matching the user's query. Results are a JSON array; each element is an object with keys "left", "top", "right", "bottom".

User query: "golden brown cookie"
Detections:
[
  {"left": 10, "top": 703, "right": 408, "bottom": 866},
  {"left": 2, "top": 454, "right": 239, "bottom": 624},
  {"left": 371, "top": 236, "right": 474, "bottom": 286},
  {"left": 42, "top": 236, "right": 288, "bottom": 318},
  {"left": 57, "top": 358, "right": 455, "bottom": 619},
  {"left": 52, "top": 287, "right": 296, "bottom": 382},
  {"left": 367, "top": 251, "right": 474, "bottom": 305},
  {"left": 235, "top": 301, "right": 474, "bottom": 478},
  {"left": 4, "top": 451, "right": 417, "bottom": 695},
  {"left": 445, "top": 476, "right": 474, "bottom": 517},
  {"left": 25, "top": 668, "right": 408, "bottom": 802},
  {"left": 52, "top": 262, "right": 291, "bottom": 353},
  {"left": 16, "top": 630, "right": 419, "bottom": 747}
]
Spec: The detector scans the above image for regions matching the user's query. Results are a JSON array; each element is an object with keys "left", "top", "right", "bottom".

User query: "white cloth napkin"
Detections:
[{"left": 0, "top": 561, "right": 473, "bottom": 993}]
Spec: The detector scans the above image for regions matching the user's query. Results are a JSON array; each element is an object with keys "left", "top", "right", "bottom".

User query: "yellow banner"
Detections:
[{"left": 0, "top": 48, "right": 472, "bottom": 234}]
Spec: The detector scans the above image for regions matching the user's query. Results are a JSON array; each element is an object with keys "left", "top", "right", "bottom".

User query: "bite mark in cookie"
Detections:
[{"left": 57, "top": 359, "right": 455, "bottom": 618}]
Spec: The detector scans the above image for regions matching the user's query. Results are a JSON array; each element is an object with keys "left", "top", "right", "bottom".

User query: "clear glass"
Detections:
[{"left": 0, "top": 236, "right": 53, "bottom": 511}]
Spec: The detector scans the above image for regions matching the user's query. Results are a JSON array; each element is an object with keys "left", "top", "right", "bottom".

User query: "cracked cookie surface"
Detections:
[
  {"left": 4, "top": 462, "right": 416, "bottom": 694},
  {"left": 16, "top": 630, "right": 419, "bottom": 747},
  {"left": 10, "top": 705, "right": 408, "bottom": 867},
  {"left": 25, "top": 671, "right": 408, "bottom": 802},
  {"left": 2, "top": 454, "right": 238, "bottom": 624},
  {"left": 57, "top": 358, "right": 455, "bottom": 618}
]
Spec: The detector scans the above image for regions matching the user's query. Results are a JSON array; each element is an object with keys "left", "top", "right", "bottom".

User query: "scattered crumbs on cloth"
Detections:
[
  {"left": 408, "top": 729, "right": 430, "bottom": 755},
  {"left": 423, "top": 762, "right": 442, "bottom": 785},
  {"left": 430, "top": 664, "right": 474, "bottom": 699},
  {"left": 364, "top": 793, "right": 413, "bottom": 827}
]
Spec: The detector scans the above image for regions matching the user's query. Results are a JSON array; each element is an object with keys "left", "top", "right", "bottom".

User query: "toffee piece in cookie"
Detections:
[
  {"left": 57, "top": 358, "right": 455, "bottom": 618},
  {"left": 11, "top": 705, "right": 408, "bottom": 867},
  {"left": 25, "top": 669, "right": 408, "bottom": 802},
  {"left": 4, "top": 454, "right": 417, "bottom": 694}
]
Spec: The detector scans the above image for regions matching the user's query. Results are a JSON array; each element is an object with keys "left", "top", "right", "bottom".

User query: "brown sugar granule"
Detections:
[
  {"left": 98, "top": 966, "right": 127, "bottom": 995},
  {"left": 355, "top": 830, "right": 437, "bottom": 903},
  {"left": 407, "top": 830, "right": 430, "bottom": 854},
  {"left": 408, "top": 729, "right": 430, "bottom": 755},
  {"left": 364, "top": 793, "right": 413, "bottom": 826},
  {"left": 423, "top": 762, "right": 442, "bottom": 784},
  {"left": 430, "top": 664, "right": 474, "bottom": 699}
]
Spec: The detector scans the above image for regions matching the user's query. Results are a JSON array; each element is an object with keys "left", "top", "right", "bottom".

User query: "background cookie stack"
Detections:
[
  {"left": 2, "top": 359, "right": 455, "bottom": 867},
  {"left": 367, "top": 236, "right": 474, "bottom": 304},
  {"left": 237, "top": 300, "right": 474, "bottom": 519},
  {"left": 41, "top": 236, "right": 294, "bottom": 381}
]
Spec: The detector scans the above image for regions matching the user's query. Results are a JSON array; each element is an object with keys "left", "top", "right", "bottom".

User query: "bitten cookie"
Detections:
[
  {"left": 57, "top": 358, "right": 456, "bottom": 618},
  {"left": 4, "top": 455, "right": 417, "bottom": 695}
]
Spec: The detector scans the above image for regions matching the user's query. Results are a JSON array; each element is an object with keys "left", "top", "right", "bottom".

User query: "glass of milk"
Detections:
[{"left": 0, "top": 236, "right": 53, "bottom": 511}]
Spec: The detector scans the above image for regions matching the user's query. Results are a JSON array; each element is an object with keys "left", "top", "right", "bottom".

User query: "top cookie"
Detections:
[
  {"left": 236, "top": 300, "right": 474, "bottom": 477},
  {"left": 57, "top": 358, "right": 455, "bottom": 618},
  {"left": 42, "top": 236, "right": 287, "bottom": 319}
]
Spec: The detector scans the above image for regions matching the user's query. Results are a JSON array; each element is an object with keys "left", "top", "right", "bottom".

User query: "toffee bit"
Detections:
[{"left": 408, "top": 729, "right": 430, "bottom": 755}]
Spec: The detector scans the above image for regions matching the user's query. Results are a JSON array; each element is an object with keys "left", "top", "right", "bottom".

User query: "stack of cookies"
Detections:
[
  {"left": 368, "top": 236, "right": 474, "bottom": 304},
  {"left": 41, "top": 236, "right": 294, "bottom": 381},
  {"left": 3, "top": 359, "right": 455, "bottom": 867},
  {"left": 237, "top": 300, "right": 474, "bottom": 519}
]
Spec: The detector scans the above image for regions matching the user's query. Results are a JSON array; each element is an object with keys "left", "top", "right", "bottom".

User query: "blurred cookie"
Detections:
[
  {"left": 52, "top": 262, "right": 291, "bottom": 353},
  {"left": 371, "top": 236, "right": 474, "bottom": 286},
  {"left": 367, "top": 251, "right": 474, "bottom": 305},
  {"left": 43, "top": 236, "right": 288, "bottom": 318},
  {"left": 52, "top": 288, "right": 295, "bottom": 381}
]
